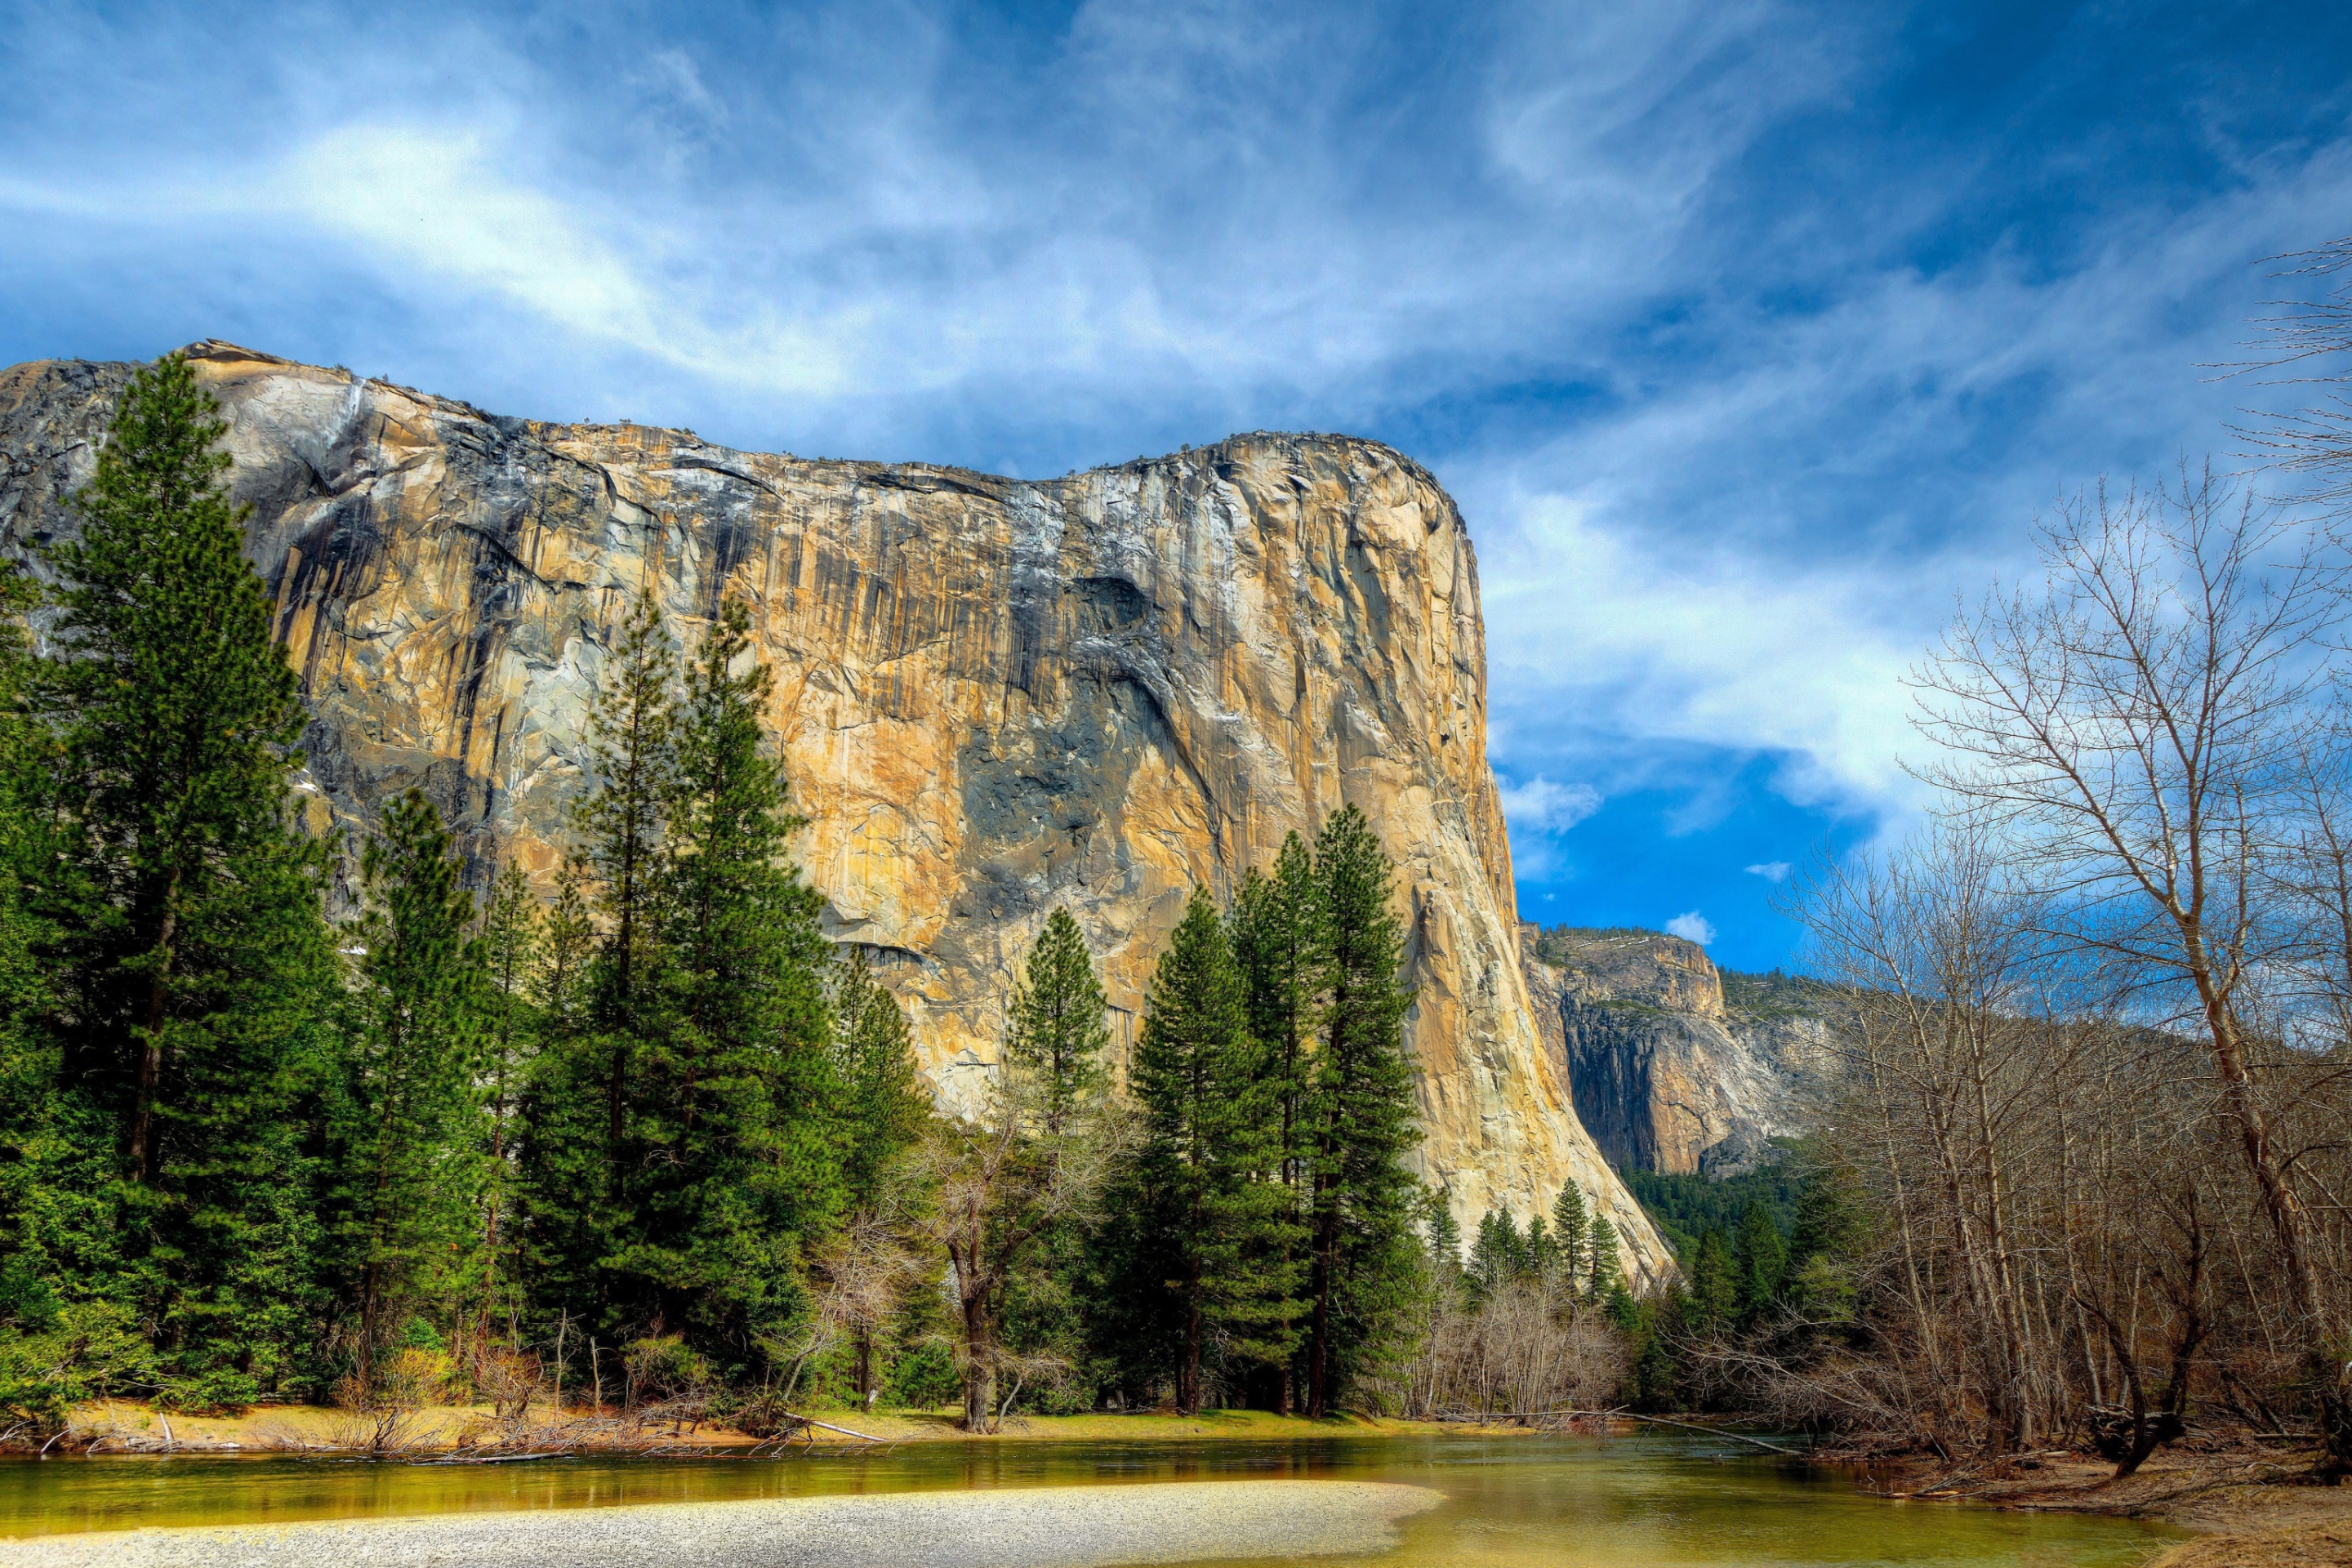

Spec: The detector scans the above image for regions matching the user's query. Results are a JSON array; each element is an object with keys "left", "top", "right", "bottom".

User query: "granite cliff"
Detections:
[
  {"left": 0, "top": 342, "right": 1669, "bottom": 1280},
  {"left": 1522, "top": 927, "right": 1839, "bottom": 1178}
]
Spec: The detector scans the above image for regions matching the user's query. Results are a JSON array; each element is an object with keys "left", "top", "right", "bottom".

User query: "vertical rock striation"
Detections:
[{"left": 0, "top": 342, "right": 1669, "bottom": 1279}]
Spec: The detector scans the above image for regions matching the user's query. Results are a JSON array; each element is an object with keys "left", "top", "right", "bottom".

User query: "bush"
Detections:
[
  {"left": 158, "top": 1365, "right": 260, "bottom": 1415},
  {"left": 0, "top": 1301, "right": 158, "bottom": 1433},
  {"left": 622, "top": 1336, "right": 711, "bottom": 1409},
  {"left": 882, "top": 1342, "right": 960, "bottom": 1410}
]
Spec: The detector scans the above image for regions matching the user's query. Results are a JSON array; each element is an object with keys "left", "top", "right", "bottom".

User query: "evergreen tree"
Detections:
[
  {"left": 834, "top": 948, "right": 929, "bottom": 1212},
  {"left": 42, "top": 352, "right": 336, "bottom": 1398},
  {"left": 0, "top": 570, "right": 60, "bottom": 1269},
  {"left": 1687, "top": 1227, "right": 1738, "bottom": 1328},
  {"left": 577, "top": 588, "right": 678, "bottom": 1200},
  {"left": 474, "top": 864, "right": 540, "bottom": 1328},
  {"left": 831, "top": 949, "right": 931, "bottom": 1408},
  {"left": 537, "top": 859, "right": 596, "bottom": 1037},
  {"left": 1732, "top": 1200, "right": 1788, "bottom": 1325},
  {"left": 1552, "top": 1183, "right": 1589, "bottom": 1286},
  {"left": 520, "top": 590, "right": 679, "bottom": 1333},
  {"left": 1468, "top": 1210, "right": 1518, "bottom": 1300},
  {"left": 1129, "top": 886, "right": 1296, "bottom": 1412},
  {"left": 332, "top": 791, "right": 485, "bottom": 1381},
  {"left": 1522, "top": 1214, "right": 1557, "bottom": 1281},
  {"left": 1585, "top": 1214, "right": 1621, "bottom": 1301},
  {"left": 1227, "top": 831, "right": 1323, "bottom": 1412},
  {"left": 1301, "top": 804, "right": 1420, "bottom": 1417},
  {"left": 1003, "top": 908, "right": 1108, "bottom": 1137},
  {"left": 1423, "top": 1194, "right": 1463, "bottom": 1281},
  {"left": 628, "top": 598, "right": 838, "bottom": 1359}
]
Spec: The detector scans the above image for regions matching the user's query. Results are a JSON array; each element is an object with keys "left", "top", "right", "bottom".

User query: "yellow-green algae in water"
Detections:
[{"left": 0, "top": 1433, "right": 2183, "bottom": 1566}]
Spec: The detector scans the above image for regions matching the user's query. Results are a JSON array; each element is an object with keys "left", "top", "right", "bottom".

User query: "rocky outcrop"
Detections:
[
  {"left": 0, "top": 343, "right": 1669, "bottom": 1280},
  {"left": 1522, "top": 928, "right": 1838, "bottom": 1177}
]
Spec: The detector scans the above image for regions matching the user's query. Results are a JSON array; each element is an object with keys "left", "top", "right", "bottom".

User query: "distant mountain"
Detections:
[{"left": 1520, "top": 924, "right": 1842, "bottom": 1178}]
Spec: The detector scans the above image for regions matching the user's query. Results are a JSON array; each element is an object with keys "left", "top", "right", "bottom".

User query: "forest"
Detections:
[
  {"left": 0, "top": 353, "right": 1535, "bottom": 1437},
  {"left": 2, "top": 351, "right": 2347, "bottom": 1491}
]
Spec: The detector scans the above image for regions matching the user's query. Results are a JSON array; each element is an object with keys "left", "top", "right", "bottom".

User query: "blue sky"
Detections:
[{"left": 5, "top": 1, "right": 2350, "bottom": 969}]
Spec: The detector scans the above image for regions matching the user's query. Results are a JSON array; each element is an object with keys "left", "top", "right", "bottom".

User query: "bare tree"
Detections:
[
  {"left": 910, "top": 1057, "right": 1127, "bottom": 1431},
  {"left": 1907, "top": 472, "right": 2351, "bottom": 1471}
]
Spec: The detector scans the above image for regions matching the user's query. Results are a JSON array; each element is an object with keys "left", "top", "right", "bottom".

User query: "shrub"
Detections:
[{"left": 0, "top": 1302, "right": 158, "bottom": 1433}]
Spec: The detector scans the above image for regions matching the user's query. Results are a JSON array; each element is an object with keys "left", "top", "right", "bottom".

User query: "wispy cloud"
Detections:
[
  {"left": 4, "top": 0, "right": 2348, "bottom": 962},
  {"left": 1497, "top": 777, "right": 1602, "bottom": 832},
  {"left": 1744, "top": 862, "right": 1791, "bottom": 883}
]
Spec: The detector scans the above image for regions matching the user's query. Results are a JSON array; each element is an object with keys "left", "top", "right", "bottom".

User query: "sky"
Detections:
[{"left": 4, "top": 1, "right": 2350, "bottom": 969}]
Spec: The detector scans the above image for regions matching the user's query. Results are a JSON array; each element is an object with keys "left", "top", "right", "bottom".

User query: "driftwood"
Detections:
[{"left": 1432, "top": 1407, "right": 1809, "bottom": 1457}]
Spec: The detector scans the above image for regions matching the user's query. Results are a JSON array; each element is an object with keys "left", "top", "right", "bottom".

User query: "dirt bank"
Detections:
[{"left": 1856, "top": 1446, "right": 2352, "bottom": 1566}]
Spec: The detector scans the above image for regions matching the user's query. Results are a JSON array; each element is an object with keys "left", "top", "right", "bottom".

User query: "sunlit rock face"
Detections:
[
  {"left": 0, "top": 341, "right": 1670, "bottom": 1281},
  {"left": 1524, "top": 927, "right": 1838, "bottom": 1178}
]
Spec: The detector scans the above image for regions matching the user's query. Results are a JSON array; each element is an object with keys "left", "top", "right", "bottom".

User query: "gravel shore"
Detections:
[{"left": 0, "top": 1478, "right": 1445, "bottom": 1568}]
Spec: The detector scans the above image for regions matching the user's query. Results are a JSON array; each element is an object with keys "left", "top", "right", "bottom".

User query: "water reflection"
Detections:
[{"left": 0, "top": 1432, "right": 2180, "bottom": 1566}]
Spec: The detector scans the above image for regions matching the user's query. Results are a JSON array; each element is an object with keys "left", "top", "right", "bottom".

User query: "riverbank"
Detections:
[
  {"left": 0, "top": 1478, "right": 1445, "bottom": 1567},
  {"left": 1856, "top": 1446, "right": 2352, "bottom": 1566},
  {"left": 53, "top": 1400, "right": 1469, "bottom": 1455}
]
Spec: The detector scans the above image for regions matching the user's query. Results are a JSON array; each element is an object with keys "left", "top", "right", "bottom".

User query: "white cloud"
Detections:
[
  {"left": 1497, "top": 776, "right": 1602, "bottom": 833},
  {"left": 1744, "top": 861, "right": 1791, "bottom": 882},
  {"left": 1665, "top": 911, "right": 1717, "bottom": 944},
  {"left": 2, "top": 0, "right": 2348, "bottom": 853}
]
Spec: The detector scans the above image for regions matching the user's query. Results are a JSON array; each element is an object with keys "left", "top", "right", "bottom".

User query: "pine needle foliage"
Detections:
[
  {"left": 1130, "top": 885, "right": 1299, "bottom": 1411},
  {"left": 1300, "top": 804, "right": 1422, "bottom": 1417},
  {"left": 39, "top": 352, "right": 336, "bottom": 1403},
  {"left": 332, "top": 791, "right": 487, "bottom": 1379},
  {"left": 1003, "top": 908, "right": 1109, "bottom": 1138}
]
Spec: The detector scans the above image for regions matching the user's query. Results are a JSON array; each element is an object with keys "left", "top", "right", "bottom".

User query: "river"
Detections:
[{"left": 0, "top": 1433, "right": 2181, "bottom": 1565}]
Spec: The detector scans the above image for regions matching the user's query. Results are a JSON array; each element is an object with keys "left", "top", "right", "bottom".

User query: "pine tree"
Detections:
[
  {"left": 1003, "top": 908, "right": 1109, "bottom": 1137},
  {"left": 1468, "top": 1211, "right": 1516, "bottom": 1300},
  {"left": 1733, "top": 1201, "right": 1788, "bottom": 1325},
  {"left": 1130, "top": 885, "right": 1297, "bottom": 1413},
  {"left": 831, "top": 948, "right": 931, "bottom": 1408},
  {"left": 1523, "top": 1214, "right": 1557, "bottom": 1282},
  {"left": 0, "top": 568, "right": 70, "bottom": 1391},
  {"left": 630, "top": 597, "right": 838, "bottom": 1358},
  {"left": 474, "top": 864, "right": 540, "bottom": 1329},
  {"left": 537, "top": 859, "right": 596, "bottom": 1036},
  {"left": 577, "top": 588, "right": 677, "bottom": 1194},
  {"left": 1423, "top": 1194, "right": 1463, "bottom": 1281},
  {"left": 1586, "top": 1214, "right": 1622, "bottom": 1301},
  {"left": 1227, "top": 831, "right": 1323, "bottom": 1412},
  {"left": 44, "top": 352, "right": 336, "bottom": 1396},
  {"left": 333, "top": 791, "right": 486, "bottom": 1381},
  {"left": 47, "top": 351, "right": 317, "bottom": 1177},
  {"left": 1302, "top": 805, "right": 1420, "bottom": 1418},
  {"left": 522, "top": 590, "right": 679, "bottom": 1333},
  {"left": 1688, "top": 1227, "right": 1737, "bottom": 1328},
  {"left": 1552, "top": 1183, "right": 1589, "bottom": 1288},
  {"left": 835, "top": 950, "right": 930, "bottom": 1213}
]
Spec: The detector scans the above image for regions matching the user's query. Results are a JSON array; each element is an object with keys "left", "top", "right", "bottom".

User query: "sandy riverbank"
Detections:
[{"left": 0, "top": 1477, "right": 1444, "bottom": 1568}]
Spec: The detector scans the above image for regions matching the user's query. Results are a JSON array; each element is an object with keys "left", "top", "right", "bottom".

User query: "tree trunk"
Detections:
[
  {"left": 960, "top": 1278, "right": 993, "bottom": 1432},
  {"left": 127, "top": 880, "right": 181, "bottom": 1184}
]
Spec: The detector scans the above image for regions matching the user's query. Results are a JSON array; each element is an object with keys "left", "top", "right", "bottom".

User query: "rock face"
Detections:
[
  {"left": 1522, "top": 928, "right": 1838, "bottom": 1178},
  {"left": 0, "top": 343, "right": 1669, "bottom": 1281}
]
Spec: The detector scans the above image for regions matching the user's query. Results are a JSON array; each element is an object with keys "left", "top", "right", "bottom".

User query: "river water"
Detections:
[{"left": 0, "top": 1432, "right": 2181, "bottom": 1564}]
